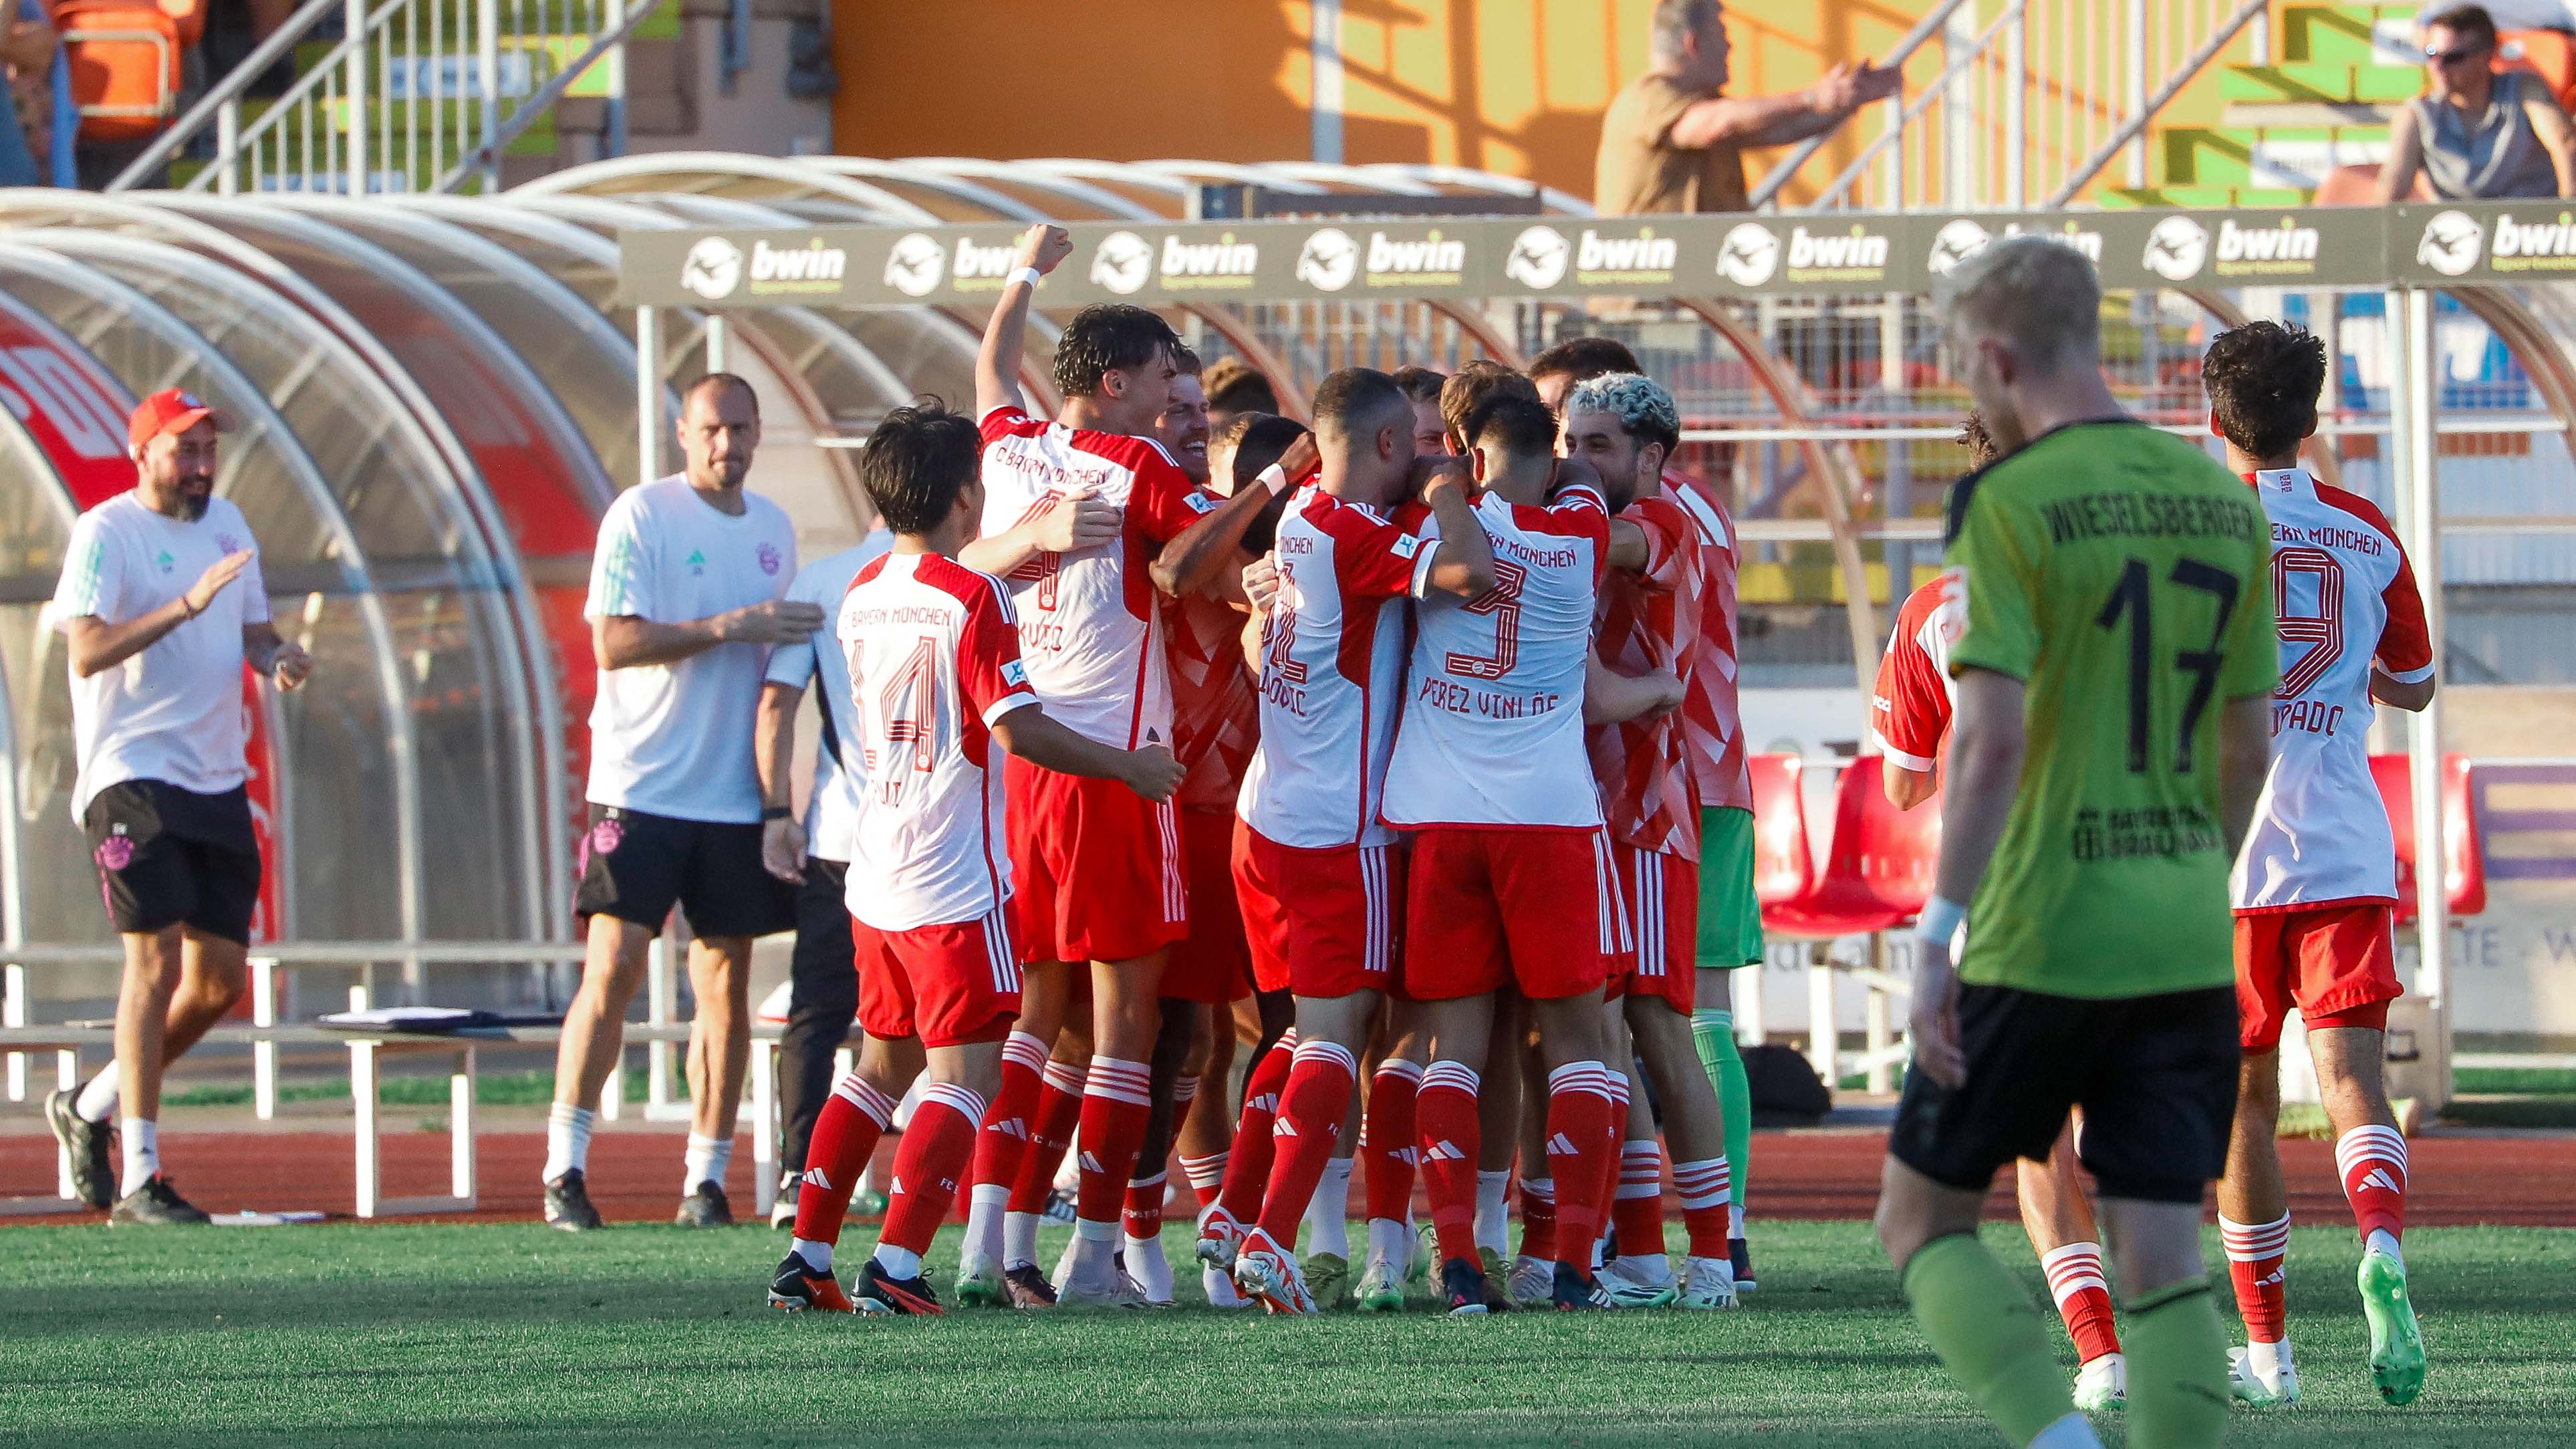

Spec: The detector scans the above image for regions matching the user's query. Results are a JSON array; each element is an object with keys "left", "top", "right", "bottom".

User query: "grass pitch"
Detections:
[{"left": 2, "top": 1221, "right": 2569, "bottom": 1447}]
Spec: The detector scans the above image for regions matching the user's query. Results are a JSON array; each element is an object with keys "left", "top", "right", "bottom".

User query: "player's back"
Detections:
[
  {"left": 1163, "top": 586, "right": 1258, "bottom": 812},
  {"left": 1869, "top": 571, "right": 1964, "bottom": 773},
  {"left": 1382, "top": 483, "right": 1608, "bottom": 831},
  {"left": 838, "top": 551, "right": 1034, "bottom": 931},
  {"left": 1591, "top": 483, "right": 1715, "bottom": 855},
  {"left": 1944, "top": 421, "right": 2275, "bottom": 997}
]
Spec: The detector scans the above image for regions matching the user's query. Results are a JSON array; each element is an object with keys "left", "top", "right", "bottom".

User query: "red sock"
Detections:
[
  {"left": 1072, "top": 1055, "right": 1154, "bottom": 1228},
  {"left": 967, "top": 1032, "right": 1047, "bottom": 1202},
  {"left": 1253, "top": 1039, "right": 1359, "bottom": 1244},
  {"left": 1541, "top": 1060, "right": 1615, "bottom": 1264},
  {"left": 1612, "top": 1138, "right": 1666, "bottom": 1259},
  {"left": 1006, "top": 1057, "right": 1086, "bottom": 1214},
  {"left": 2336, "top": 1125, "right": 2408, "bottom": 1245},
  {"left": 1672, "top": 1156, "right": 1730, "bottom": 1259},
  {"left": 1214, "top": 1029, "right": 1297, "bottom": 1225},
  {"left": 1414, "top": 1059, "right": 1483, "bottom": 1265},
  {"left": 2041, "top": 1240, "right": 2123, "bottom": 1361},
  {"left": 878, "top": 1081, "right": 983, "bottom": 1258},
  {"left": 2222, "top": 1212, "right": 2292, "bottom": 1344},
  {"left": 1123, "top": 1172, "right": 1168, "bottom": 1241},
  {"left": 790, "top": 1072, "right": 896, "bottom": 1246},
  {"left": 1518, "top": 1176, "right": 1557, "bottom": 1263},
  {"left": 1178, "top": 1150, "right": 1229, "bottom": 1208},
  {"left": 1573, "top": 1071, "right": 1632, "bottom": 1269},
  {"left": 1362, "top": 1059, "right": 1422, "bottom": 1225}
]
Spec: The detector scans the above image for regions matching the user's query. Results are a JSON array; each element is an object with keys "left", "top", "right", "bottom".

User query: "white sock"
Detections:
[
  {"left": 1473, "top": 1168, "right": 1511, "bottom": 1255},
  {"left": 1125, "top": 1232, "right": 1174, "bottom": 1302},
  {"left": 963, "top": 1184, "right": 1008, "bottom": 1265},
  {"left": 542, "top": 1102, "right": 594, "bottom": 1184},
  {"left": 2027, "top": 1412, "right": 2104, "bottom": 1449},
  {"left": 2246, "top": 1337, "right": 2295, "bottom": 1379},
  {"left": 790, "top": 1236, "right": 832, "bottom": 1273},
  {"left": 682, "top": 1133, "right": 732, "bottom": 1194},
  {"left": 1305, "top": 1156, "right": 1353, "bottom": 1259},
  {"left": 1068, "top": 1216, "right": 1118, "bottom": 1276},
  {"left": 1204, "top": 1263, "right": 1250, "bottom": 1308},
  {"left": 1002, "top": 1210, "right": 1041, "bottom": 1269},
  {"left": 75, "top": 1062, "right": 120, "bottom": 1122},
  {"left": 2367, "top": 1227, "right": 2404, "bottom": 1267},
  {"left": 1366, "top": 1216, "right": 1411, "bottom": 1270},
  {"left": 1729, "top": 1202, "right": 1746, "bottom": 1238},
  {"left": 872, "top": 1242, "right": 923, "bottom": 1280},
  {"left": 120, "top": 1117, "right": 158, "bottom": 1196}
]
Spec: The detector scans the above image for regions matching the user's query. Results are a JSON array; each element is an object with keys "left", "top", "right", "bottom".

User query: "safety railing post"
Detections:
[
  {"left": 478, "top": 0, "right": 501, "bottom": 192},
  {"left": 2125, "top": 0, "right": 2148, "bottom": 186},
  {"left": 346, "top": 0, "right": 370, "bottom": 194},
  {"left": 2004, "top": 9, "right": 2026, "bottom": 207}
]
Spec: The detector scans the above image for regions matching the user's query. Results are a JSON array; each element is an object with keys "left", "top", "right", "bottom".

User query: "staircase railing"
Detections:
[{"left": 106, "top": 0, "right": 660, "bottom": 196}]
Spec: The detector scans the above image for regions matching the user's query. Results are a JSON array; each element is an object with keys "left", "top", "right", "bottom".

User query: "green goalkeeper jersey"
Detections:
[{"left": 1942, "top": 420, "right": 2277, "bottom": 999}]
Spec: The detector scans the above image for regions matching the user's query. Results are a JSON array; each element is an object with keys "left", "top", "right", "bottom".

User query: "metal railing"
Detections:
[{"left": 106, "top": 0, "right": 658, "bottom": 196}]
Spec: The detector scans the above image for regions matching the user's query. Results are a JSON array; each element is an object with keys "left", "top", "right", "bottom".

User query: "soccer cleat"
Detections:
[
  {"left": 1303, "top": 1250, "right": 1349, "bottom": 1311},
  {"left": 1551, "top": 1260, "right": 1614, "bottom": 1311},
  {"left": 852, "top": 1257, "right": 946, "bottom": 1316},
  {"left": 2072, "top": 1352, "right": 2126, "bottom": 1412},
  {"left": 953, "top": 1252, "right": 1006, "bottom": 1308},
  {"left": 109, "top": 1176, "right": 210, "bottom": 1225},
  {"left": 768, "top": 1252, "right": 855, "bottom": 1313},
  {"left": 1354, "top": 1259, "right": 1406, "bottom": 1313},
  {"left": 544, "top": 1169, "right": 603, "bottom": 1230},
  {"left": 1194, "top": 1204, "right": 1245, "bottom": 1272},
  {"left": 2359, "top": 1250, "right": 2426, "bottom": 1406},
  {"left": 1437, "top": 1256, "right": 1491, "bottom": 1316},
  {"left": 769, "top": 1172, "right": 798, "bottom": 1229},
  {"left": 1040, "top": 1186, "right": 1077, "bottom": 1224},
  {"left": 1233, "top": 1228, "right": 1318, "bottom": 1315},
  {"left": 1204, "top": 1263, "right": 1253, "bottom": 1309},
  {"left": 2228, "top": 1346, "right": 2300, "bottom": 1408},
  {"left": 1506, "top": 1254, "right": 1555, "bottom": 1309},
  {"left": 674, "top": 1183, "right": 735, "bottom": 1228},
  {"left": 1001, "top": 1263, "right": 1059, "bottom": 1309},
  {"left": 1597, "top": 1254, "right": 1681, "bottom": 1308},
  {"left": 1056, "top": 1260, "right": 1150, "bottom": 1311},
  {"left": 44, "top": 1089, "right": 115, "bottom": 1210},
  {"left": 1729, "top": 1236, "right": 1757, "bottom": 1292},
  {"left": 1410, "top": 1222, "right": 1436, "bottom": 1283},
  {"left": 1676, "top": 1254, "right": 1738, "bottom": 1309}
]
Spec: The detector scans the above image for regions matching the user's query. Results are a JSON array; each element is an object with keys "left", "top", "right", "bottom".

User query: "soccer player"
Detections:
[
  {"left": 1529, "top": 335, "right": 1650, "bottom": 414},
  {"left": 1873, "top": 413, "right": 2128, "bottom": 1410},
  {"left": 1195, "top": 367, "right": 1495, "bottom": 1314},
  {"left": 1391, "top": 365, "right": 1450, "bottom": 456},
  {"left": 1201, "top": 356, "right": 1281, "bottom": 438},
  {"left": 767, "top": 402, "right": 1184, "bottom": 1315},
  {"left": 43, "top": 390, "right": 312, "bottom": 1225},
  {"left": 546, "top": 374, "right": 811, "bottom": 1230},
  {"left": 753, "top": 506, "right": 894, "bottom": 1226},
  {"left": 1875, "top": 237, "right": 2276, "bottom": 1449},
  {"left": 2204, "top": 320, "right": 2434, "bottom": 1409}
]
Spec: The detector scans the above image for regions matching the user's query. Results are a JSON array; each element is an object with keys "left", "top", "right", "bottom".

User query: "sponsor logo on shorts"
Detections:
[
  {"left": 757, "top": 541, "right": 783, "bottom": 576},
  {"left": 589, "top": 818, "right": 624, "bottom": 859},
  {"left": 95, "top": 836, "right": 134, "bottom": 872}
]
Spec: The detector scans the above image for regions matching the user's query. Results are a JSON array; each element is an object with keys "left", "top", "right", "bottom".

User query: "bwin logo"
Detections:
[
  {"left": 1926, "top": 218, "right": 1992, "bottom": 277},
  {"left": 2142, "top": 215, "right": 2211, "bottom": 281},
  {"left": 1715, "top": 222, "right": 1780, "bottom": 287},
  {"left": 883, "top": 233, "right": 946, "bottom": 297},
  {"left": 1090, "top": 231, "right": 1154, "bottom": 295},
  {"left": 1297, "top": 227, "right": 1361, "bottom": 291},
  {"left": 1503, "top": 225, "right": 1570, "bottom": 289},
  {"left": 2418, "top": 209, "right": 2485, "bottom": 275},
  {"left": 680, "top": 237, "right": 744, "bottom": 299}
]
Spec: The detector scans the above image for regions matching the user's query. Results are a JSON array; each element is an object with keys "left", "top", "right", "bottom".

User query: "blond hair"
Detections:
[{"left": 1934, "top": 235, "right": 2101, "bottom": 371}]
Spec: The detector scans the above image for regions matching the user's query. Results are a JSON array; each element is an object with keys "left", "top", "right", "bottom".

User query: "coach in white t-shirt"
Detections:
[
  {"left": 41, "top": 390, "right": 312, "bottom": 1226},
  {"left": 542, "top": 374, "right": 816, "bottom": 1231},
  {"left": 753, "top": 524, "right": 892, "bottom": 1224}
]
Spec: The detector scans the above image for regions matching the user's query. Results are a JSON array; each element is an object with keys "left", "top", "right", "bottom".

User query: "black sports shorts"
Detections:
[
  {"left": 83, "top": 780, "right": 261, "bottom": 945},
  {"left": 573, "top": 803, "right": 796, "bottom": 940},
  {"left": 1890, "top": 982, "right": 2239, "bottom": 1205}
]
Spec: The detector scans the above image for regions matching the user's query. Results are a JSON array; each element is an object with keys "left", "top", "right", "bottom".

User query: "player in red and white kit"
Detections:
[
  {"left": 1384, "top": 392, "right": 1646, "bottom": 1315},
  {"left": 765, "top": 404, "right": 1181, "bottom": 1316},
  {"left": 2203, "top": 322, "right": 2434, "bottom": 1409},
  {"left": 1872, "top": 413, "right": 2128, "bottom": 1411}
]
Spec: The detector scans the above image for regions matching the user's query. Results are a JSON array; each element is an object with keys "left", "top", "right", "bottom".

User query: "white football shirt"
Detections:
[
  {"left": 763, "top": 531, "right": 894, "bottom": 864},
  {"left": 49, "top": 492, "right": 272, "bottom": 820},
  {"left": 585, "top": 475, "right": 797, "bottom": 824}
]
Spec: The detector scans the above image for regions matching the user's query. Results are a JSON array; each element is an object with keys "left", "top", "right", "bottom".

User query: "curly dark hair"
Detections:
[
  {"left": 1053, "top": 303, "right": 1181, "bottom": 400},
  {"left": 1527, "top": 336, "right": 1643, "bottom": 386},
  {"left": 860, "top": 402, "right": 983, "bottom": 535},
  {"left": 2202, "top": 320, "right": 2327, "bottom": 462}
]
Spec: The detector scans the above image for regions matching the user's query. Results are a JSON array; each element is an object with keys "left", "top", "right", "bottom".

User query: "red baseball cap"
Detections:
[{"left": 127, "top": 389, "right": 227, "bottom": 449}]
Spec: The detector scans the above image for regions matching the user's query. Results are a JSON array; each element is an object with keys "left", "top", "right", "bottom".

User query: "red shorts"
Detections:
[
  {"left": 854, "top": 904, "right": 1023, "bottom": 1049},
  {"left": 2234, "top": 902, "right": 2402, "bottom": 1053},
  {"left": 1164, "top": 806, "right": 1253, "bottom": 1005},
  {"left": 1232, "top": 821, "right": 1405, "bottom": 1000},
  {"left": 1612, "top": 843, "right": 1696, "bottom": 1015},
  {"left": 1007, "top": 757, "right": 1188, "bottom": 966},
  {"left": 1402, "top": 827, "right": 1624, "bottom": 1003}
]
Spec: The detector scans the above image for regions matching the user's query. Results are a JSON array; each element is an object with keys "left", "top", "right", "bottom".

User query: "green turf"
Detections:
[{"left": 1, "top": 1222, "right": 2568, "bottom": 1447}]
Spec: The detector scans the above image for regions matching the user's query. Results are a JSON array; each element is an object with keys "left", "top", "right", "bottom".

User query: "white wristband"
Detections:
[
  {"left": 1007, "top": 266, "right": 1043, "bottom": 290},
  {"left": 1257, "top": 463, "right": 1291, "bottom": 497},
  {"left": 1914, "top": 895, "right": 1967, "bottom": 947}
]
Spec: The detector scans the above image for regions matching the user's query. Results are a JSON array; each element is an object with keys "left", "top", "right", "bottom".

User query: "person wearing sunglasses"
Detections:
[{"left": 2378, "top": 3, "right": 2576, "bottom": 201}]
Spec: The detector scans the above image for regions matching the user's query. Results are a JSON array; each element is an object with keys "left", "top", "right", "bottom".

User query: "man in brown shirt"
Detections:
[{"left": 1596, "top": 0, "right": 1900, "bottom": 215}]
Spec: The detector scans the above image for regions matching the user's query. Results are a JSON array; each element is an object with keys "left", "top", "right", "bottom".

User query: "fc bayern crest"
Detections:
[
  {"left": 757, "top": 542, "right": 783, "bottom": 575},
  {"left": 589, "top": 818, "right": 624, "bottom": 859},
  {"left": 95, "top": 837, "right": 135, "bottom": 872}
]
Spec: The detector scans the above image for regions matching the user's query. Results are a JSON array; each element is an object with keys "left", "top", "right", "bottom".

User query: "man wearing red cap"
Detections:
[{"left": 42, "top": 390, "right": 311, "bottom": 1225}]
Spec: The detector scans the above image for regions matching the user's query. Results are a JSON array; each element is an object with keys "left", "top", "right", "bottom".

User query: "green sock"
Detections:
[
  {"left": 1902, "top": 1233, "right": 2075, "bottom": 1446},
  {"left": 1692, "top": 1007, "right": 1753, "bottom": 1212},
  {"left": 2121, "top": 1279, "right": 2232, "bottom": 1449}
]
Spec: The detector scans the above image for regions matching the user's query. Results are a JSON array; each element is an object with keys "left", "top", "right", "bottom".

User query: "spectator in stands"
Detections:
[
  {"left": 1200, "top": 356, "right": 1280, "bottom": 438},
  {"left": 2379, "top": 3, "right": 2576, "bottom": 201},
  {"left": 1596, "top": 0, "right": 1898, "bottom": 215},
  {"left": 0, "top": 0, "right": 57, "bottom": 185}
]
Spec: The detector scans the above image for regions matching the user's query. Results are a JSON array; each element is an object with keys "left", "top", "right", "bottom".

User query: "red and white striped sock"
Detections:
[
  {"left": 1179, "top": 1148, "right": 1229, "bottom": 1208},
  {"left": 1517, "top": 1176, "right": 1557, "bottom": 1264},
  {"left": 1362, "top": 1058, "right": 1423, "bottom": 1230},
  {"left": 1214, "top": 1029, "right": 1297, "bottom": 1227},
  {"left": 1671, "top": 1156, "right": 1731, "bottom": 1259},
  {"left": 873, "top": 1080, "right": 984, "bottom": 1278},
  {"left": 1005, "top": 1055, "right": 1085, "bottom": 1215},
  {"left": 1414, "top": 1060, "right": 1483, "bottom": 1265},
  {"left": 2040, "top": 1240, "right": 2122, "bottom": 1363},
  {"left": 790, "top": 1071, "right": 896, "bottom": 1253},
  {"left": 1072, "top": 1055, "right": 1156, "bottom": 1236},
  {"left": 2221, "top": 1211, "right": 2293, "bottom": 1346},
  {"left": 2335, "top": 1124, "right": 2408, "bottom": 1261},
  {"left": 1542, "top": 1061, "right": 1616, "bottom": 1263},
  {"left": 966, "top": 1031, "right": 1047, "bottom": 1224},
  {"left": 1612, "top": 1137, "right": 1667, "bottom": 1260},
  {"left": 1255, "top": 1039, "right": 1360, "bottom": 1246}
]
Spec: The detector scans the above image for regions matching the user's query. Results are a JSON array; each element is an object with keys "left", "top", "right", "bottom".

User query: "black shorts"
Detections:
[
  {"left": 573, "top": 803, "right": 796, "bottom": 940},
  {"left": 83, "top": 781, "right": 262, "bottom": 945},
  {"left": 1890, "top": 983, "right": 2239, "bottom": 1205}
]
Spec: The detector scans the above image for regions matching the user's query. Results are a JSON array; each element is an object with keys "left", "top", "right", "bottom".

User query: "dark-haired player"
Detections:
[
  {"left": 1202, "top": 356, "right": 1282, "bottom": 438},
  {"left": 2204, "top": 320, "right": 2433, "bottom": 1409},
  {"left": 1390, "top": 365, "right": 1450, "bottom": 456},
  {"left": 769, "top": 403, "right": 1182, "bottom": 1315},
  {"left": 1528, "top": 336, "right": 1644, "bottom": 413},
  {"left": 1439, "top": 361, "right": 1541, "bottom": 456}
]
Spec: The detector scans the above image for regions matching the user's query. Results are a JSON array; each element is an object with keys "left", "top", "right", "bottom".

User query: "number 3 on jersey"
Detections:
[{"left": 1445, "top": 559, "right": 1528, "bottom": 681}]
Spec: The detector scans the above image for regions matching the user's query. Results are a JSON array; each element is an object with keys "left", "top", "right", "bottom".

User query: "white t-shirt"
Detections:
[
  {"left": 763, "top": 531, "right": 894, "bottom": 864},
  {"left": 838, "top": 550, "right": 1037, "bottom": 931},
  {"left": 48, "top": 493, "right": 271, "bottom": 821},
  {"left": 585, "top": 475, "right": 797, "bottom": 824}
]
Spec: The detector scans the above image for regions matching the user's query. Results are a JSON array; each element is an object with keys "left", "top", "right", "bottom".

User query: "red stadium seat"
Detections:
[
  {"left": 1748, "top": 752, "right": 1813, "bottom": 908},
  {"left": 2371, "top": 753, "right": 2487, "bottom": 922},
  {"left": 1763, "top": 756, "right": 1942, "bottom": 940}
]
